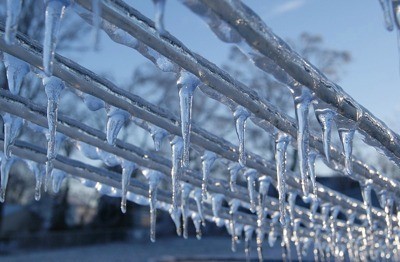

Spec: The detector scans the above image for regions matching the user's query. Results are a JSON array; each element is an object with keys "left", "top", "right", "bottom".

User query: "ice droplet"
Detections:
[
  {"left": 2, "top": 113, "right": 23, "bottom": 159},
  {"left": 143, "top": 169, "right": 164, "bottom": 242},
  {"left": 5, "top": 0, "right": 22, "bottom": 44},
  {"left": 292, "top": 87, "right": 313, "bottom": 197},
  {"left": 120, "top": 160, "right": 137, "bottom": 213},
  {"left": 228, "top": 162, "right": 242, "bottom": 192},
  {"left": 51, "top": 169, "right": 66, "bottom": 193},
  {"left": 106, "top": 106, "right": 130, "bottom": 145},
  {"left": 0, "top": 154, "right": 16, "bottom": 202},
  {"left": 92, "top": 0, "right": 102, "bottom": 50},
  {"left": 170, "top": 136, "right": 183, "bottom": 211},
  {"left": 3, "top": 53, "right": 30, "bottom": 95},
  {"left": 43, "top": 76, "right": 64, "bottom": 185},
  {"left": 314, "top": 108, "right": 335, "bottom": 163},
  {"left": 44, "top": 0, "right": 69, "bottom": 76},
  {"left": 243, "top": 169, "right": 258, "bottom": 213},
  {"left": 275, "top": 132, "right": 291, "bottom": 225},
  {"left": 360, "top": 179, "right": 373, "bottom": 232},
  {"left": 25, "top": 160, "right": 45, "bottom": 201},
  {"left": 201, "top": 151, "right": 217, "bottom": 200},
  {"left": 177, "top": 71, "right": 199, "bottom": 167},
  {"left": 152, "top": 0, "right": 166, "bottom": 34},
  {"left": 181, "top": 182, "right": 193, "bottom": 239},
  {"left": 233, "top": 106, "right": 250, "bottom": 166}
]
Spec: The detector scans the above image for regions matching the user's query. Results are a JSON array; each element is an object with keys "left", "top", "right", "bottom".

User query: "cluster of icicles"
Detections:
[{"left": 1, "top": 0, "right": 400, "bottom": 261}]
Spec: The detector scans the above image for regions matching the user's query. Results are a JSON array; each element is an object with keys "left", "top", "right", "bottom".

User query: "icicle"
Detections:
[
  {"left": 211, "top": 194, "right": 224, "bottom": 221},
  {"left": 379, "top": 0, "right": 394, "bottom": 31},
  {"left": 143, "top": 169, "right": 164, "bottom": 242},
  {"left": 228, "top": 162, "right": 242, "bottom": 192},
  {"left": 243, "top": 169, "right": 257, "bottom": 213},
  {"left": 152, "top": 0, "right": 166, "bottom": 34},
  {"left": 244, "top": 225, "right": 254, "bottom": 261},
  {"left": 3, "top": 53, "right": 30, "bottom": 95},
  {"left": 329, "top": 205, "right": 341, "bottom": 255},
  {"left": 191, "top": 188, "right": 204, "bottom": 225},
  {"left": 287, "top": 191, "right": 297, "bottom": 228},
  {"left": 120, "top": 160, "right": 137, "bottom": 213},
  {"left": 308, "top": 151, "right": 318, "bottom": 196},
  {"left": 106, "top": 106, "right": 130, "bottom": 145},
  {"left": 269, "top": 212, "right": 280, "bottom": 248},
  {"left": 170, "top": 136, "right": 183, "bottom": 211},
  {"left": 43, "top": 0, "right": 69, "bottom": 76},
  {"left": 233, "top": 106, "right": 250, "bottom": 166},
  {"left": 232, "top": 223, "right": 243, "bottom": 253},
  {"left": 315, "top": 108, "right": 335, "bottom": 163},
  {"left": 191, "top": 212, "right": 202, "bottom": 239},
  {"left": 292, "top": 87, "right": 313, "bottom": 197},
  {"left": 26, "top": 160, "right": 45, "bottom": 201},
  {"left": 2, "top": 113, "right": 23, "bottom": 159},
  {"left": 293, "top": 219, "right": 302, "bottom": 262},
  {"left": 201, "top": 151, "right": 217, "bottom": 201},
  {"left": 92, "top": 0, "right": 102, "bottom": 50},
  {"left": 51, "top": 169, "right": 66, "bottom": 193},
  {"left": 229, "top": 199, "right": 241, "bottom": 252},
  {"left": 96, "top": 148, "right": 121, "bottom": 167},
  {"left": 81, "top": 93, "right": 105, "bottom": 111},
  {"left": 43, "top": 76, "right": 64, "bottom": 183},
  {"left": 301, "top": 237, "right": 312, "bottom": 259},
  {"left": 5, "top": 0, "right": 22, "bottom": 45},
  {"left": 0, "top": 155, "right": 16, "bottom": 202},
  {"left": 321, "top": 203, "right": 331, "bottom": 230},
  {"left": 169, "top": 207, "right": 182, "bottom": 236},
  {"left": 337, "top": 119, "right": 356, "bottom": 176},
  {"left": 346, "top": 212, "right": 356, "bottom": 261},
  {"left": 150, "top": 127, "right": 168, "bottom": 151},
  {"left": 275, "top": 132, "right": 291, "bottom": 225},
  {"left": 379, "top": 191, "right": 394, "bottom": 253},
  {"left": 75, "top": 141, "right": 99, "bottom": 160},
  {"left": 257, "top": 175, "right": 271, "bottom": 227},
  {"left": 360, "top": 179, "right": 373, "bottom": 232},
  {"left": 309, "top": 196, "right": 320, "bottom": 224},
  {"left": 181, "top": 182, "right": 193, "bottom": 239},
  {"left": 256, "top": 227, "right": 265, "bottom": 262},
  {"left": 177, "top": 71, "right": 200, "bottom": 167}
]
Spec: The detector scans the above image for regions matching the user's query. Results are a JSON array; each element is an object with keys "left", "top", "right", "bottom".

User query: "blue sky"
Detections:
[{"left": 63, "top": 0, "right": 400, "bottom": 128}]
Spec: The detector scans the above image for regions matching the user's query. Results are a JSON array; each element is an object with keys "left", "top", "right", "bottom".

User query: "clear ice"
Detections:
[
  {"left": 211, "top": 193, "right": 224, "bottom": 220},
  {"left": 92, "top": 0, "right": 101, "bottom": 50},
  {"left": 177, "top": 70, "right": 200, "bottom": 167},
  {"left": 380, "top": 0, "right": 394, "bottom": 31},
  {"left": 170, "top": 136, "right": 183, "bottom": 211},
  {"left": 0, "top": 154, "right": 16, "bottom": 202},
  {"left": 244, "top": 225, "right": 254, "bottom": 261},
  {"left": 2, "top": 113, "right": 23, "bottom": 159},
  {"left": 44, "top": 0, "right": 69, "bottom": 76},
  {"left": 360, "top": 179, "right": 373, "bottom": 232},
  {"left": 275, "top": 132, "right": 291, "bottom": 225},
  {"left": 43, "top": 76, "right": 65, "bottom": 183},
  {"left": 51, "top": 169, "right": 66, "bottom": 193},
  {"left": 120, "top": 160, "right": 137, "bottom": 213},
  {"left": 228, "top": 162, "right": 241, "bottom": 192},
  {"left": 307, "top": 151, "right": 318, "bottom": 196},
  {"left": 3, "top": 53, "right": 30, "bottom": 95},
  {"left": 201, "top": 151, "right": 217, "bottom": 200},
  {"left": 152, "top": 0, "right": 166, "bottom": 34},
  {"left": 337, "top": 122, "right": 355, "bottom": 176},
  {"left": 243, "top": 169, "right": 258, "bottom": 213},
  {"left": 314, "top": 107, "right": 335, "bottom": 163},
  {"left": 5, "top": 0, "right": 22, "bottom": 45},
  {"left": 106, "top": 106, "right": 130, "bottom": 145},
  {"left": 233, "top": 106, "right": 250, "bottom": 166},
  {"left": 180, "top": 182, "right": 193, "bottom": 239},
  {"left": 191, "top": 188, "right": 204, "bottom": 225},
  {"left": 25, "top": 160, "right": 45, "bottom": 201}
]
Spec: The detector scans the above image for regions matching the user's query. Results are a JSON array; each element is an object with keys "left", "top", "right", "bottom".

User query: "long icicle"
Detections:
[
  {"left": 243, "top": 169, "right": 258, "bottom": 213},
  {"left": 181, "top": 182, "right": 193, "bottom": 239},
  {"left": 233, "top": 106, "right": 250, "bottom": 166},
  {"left": 201, "top": 151, "right": 217, "bottom": 201},
  {"left": 177, "top": 70, "right": 199, "bottom": 167},
  {"left": 170, "top": 136, "right": 183, "bottom": 211},
  {"left": 92, "top": 0, "right": 102, "bottom": 50},
  {"left": 121, "top": 160, "right": 137, "bottom": 213}
]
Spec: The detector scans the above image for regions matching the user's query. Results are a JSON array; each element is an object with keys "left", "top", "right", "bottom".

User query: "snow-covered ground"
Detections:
[{"left": 1, "top": 236, "right": 305, "bottom": 261}]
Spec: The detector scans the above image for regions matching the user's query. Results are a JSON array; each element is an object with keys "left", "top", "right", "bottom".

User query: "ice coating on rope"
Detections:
[
  {"left": 143, "top": 169, "right": 164, "bottom": 242},
  {"left": 337, "top": 123, "right": 355, "bottom": 176},
  {"left": 379, "top": 0, "right": 394, "bottom": 31},
  {"left": 152, "top": 0, "right": 166, "bottom": 34},
  {"left": 106, "top": 106, "right": 130, "bottom": 145},
  {"left": 3, "top": 53, "right": 30, "bottom": 95},
  {"left": 43, "top": 76, "right": 64, "bottom": 182},
  {"left": 229, "top": 199, "right": 240, "bottom": 252},
  {"left": 307, "top": 151, "right": 318, "bottom": 196},
  {"left": 177, "top": 71, "right": 200, "bottom": 167},
  {"left": 2, "top": 113, "right": 23, "bottom": 159},
  {"left": 244, "top": 225, "right": 254, "bottom": 261},
  {"left": 191, "top": 212, "right": 202, "bottom": 239},
  {"left": 228, "top": 162, "right": 241, "bottom": 192},
  {"left": 120, "top": 160, "right": 137, "bottom": 213},
  {"left": 5, "top": 0, "right": 22, "bottom": 44},
  {"left": 201, "top": 151, "right": 217, "bottom": 200},
  {"left": 243, "top": 169, "right": 258, "bottom": 213},
  {"left": 26, "top": 160, "right": 45, "bottom": 201},
  {"left": 360, "top": 179, "right": 373, "bottom": 232},
  {"left": 211, "top": 193, "right": 224, "bottom": 221},
  {"left": 233, "top": 106, "right": 250, "bottom": 166},
  {"left": 275, "top": 132, "right": 291, "bottom": 225},
  {"left": 0, "top": 154, "right": 16, "bottom": 202},
  {"left": 292, "top": 87, "right": 312, "bottom": 197},
  {"left": 44, "top": 0, "right": 69, "bottom": 76},
  {"left": 51, "top": 169, "right": 66, "bottom": 193},
  {"left": 92, "top": 0, "right": 101, "bottom": 50},
  {"left": 170, "top": 136, "right": 183, "bottom": 211},
  {"left": 191, "top": 188, "right": 204, "bottom": 225},
  {"left": 181, "top": 182, "right": 192, "bottom": 239},
  {"left": 315, "top": 108, "right": 335, "bottom": 163}
]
